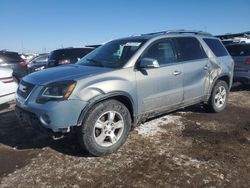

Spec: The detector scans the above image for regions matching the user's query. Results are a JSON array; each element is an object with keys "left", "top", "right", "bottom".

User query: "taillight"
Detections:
[
  {"left": 0, "top": 76, "right": 14, "bottom": 83},
  {"left": 58, "top": 59, "right": 70, "bottom": 65},
  {"left": 19, "top": 61, "right": 27, "bottom": 68},
  {"left": 245, "top": 58, "right": 250, "bottom": 64}
]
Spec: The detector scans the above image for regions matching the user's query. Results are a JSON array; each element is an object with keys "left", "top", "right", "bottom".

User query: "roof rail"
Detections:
[{"left": 142, "top": 30, "right": 212, "bottom": 36}]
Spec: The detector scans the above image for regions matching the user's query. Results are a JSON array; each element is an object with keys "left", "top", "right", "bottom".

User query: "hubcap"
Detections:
[
  {"left": 93, "top": 111, "right": 124, "bottom": 147},
  {"left": 214, "top": 86, "right": 226, "bottom": 108}
]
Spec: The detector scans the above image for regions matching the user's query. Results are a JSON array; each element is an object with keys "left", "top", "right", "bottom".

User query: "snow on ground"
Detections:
[{"left": 136, "top": 115, "right": 184, "bottom": 137}]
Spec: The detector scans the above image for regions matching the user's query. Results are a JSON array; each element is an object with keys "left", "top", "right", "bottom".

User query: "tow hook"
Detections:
[{"left": 52, "top": 132, "right": 65, "bottom": 140}]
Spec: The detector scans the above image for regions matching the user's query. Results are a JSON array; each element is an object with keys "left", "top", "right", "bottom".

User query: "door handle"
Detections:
[{"left": 173, "top": 70, "right": 181, "bottom": 76}]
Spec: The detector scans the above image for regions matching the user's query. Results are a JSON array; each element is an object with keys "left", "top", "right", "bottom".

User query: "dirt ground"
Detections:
[{"left": 0, "top": 84, "right": 249, "bottom": 188}]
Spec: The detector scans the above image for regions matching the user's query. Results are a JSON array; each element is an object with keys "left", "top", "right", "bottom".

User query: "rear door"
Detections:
[
  {"left": 135, "top": 38, "right": 183, "bottom": 113},
  {"left": 173, "top": 37, "right": 210, "bottom": 103}
]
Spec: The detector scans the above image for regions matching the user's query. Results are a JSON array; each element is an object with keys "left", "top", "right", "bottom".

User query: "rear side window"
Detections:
[
  {"left": 174, "top": 37, "right": 207, "bottom": 61},
  {"left": 68, "top": 48, "right": 93, "bottom": 58},
  {"left": 203, "top": 38, "right": 228, "bottom": 57},
  {"left": 226, "top": 44, "right": 250, "bottom": 56},
  {"left": 49, "top": 48, "right": 93, "bottom": 60}
]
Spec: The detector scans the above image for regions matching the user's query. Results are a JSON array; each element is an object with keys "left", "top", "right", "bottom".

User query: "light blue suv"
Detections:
[{"left": 16, "top": 30, "right": 234, "bottom": 156}]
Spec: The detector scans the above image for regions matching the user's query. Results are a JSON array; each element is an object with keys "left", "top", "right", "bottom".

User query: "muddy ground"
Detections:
[{"left": 0, "top": 84, "right": 249, "bottom": 188}]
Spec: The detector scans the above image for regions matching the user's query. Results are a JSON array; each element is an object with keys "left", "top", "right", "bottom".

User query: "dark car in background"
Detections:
[
  {"left": 226, "top": 43, "right": 250, "bottom": 85},
  {"left": 27, "top": 53, "right": 48, "bottom": 73},
  {"left": 47, "top": 47, "right": 98, "bottom": 68},
  {"left": 0, "top": 50, "right": 28, "bottom": 81}
]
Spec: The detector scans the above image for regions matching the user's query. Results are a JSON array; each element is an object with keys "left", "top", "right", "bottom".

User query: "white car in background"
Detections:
[{"left": 0, "top": 68, "right": 18, "bottom": 105}]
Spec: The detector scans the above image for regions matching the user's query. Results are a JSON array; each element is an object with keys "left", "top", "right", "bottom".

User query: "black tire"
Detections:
[
  {"left": 205, "top": 80, "right": 229, "bottom": 113},
  {"left": 77, "top": 99, "right": 131, "bottom": 156}
]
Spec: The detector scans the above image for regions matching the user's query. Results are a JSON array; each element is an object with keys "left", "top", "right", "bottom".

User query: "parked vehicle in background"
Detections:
[
  {"left": 226, "top": 43, "right": 250, "bottom": 85},
  {"left": 20, "top": 53, "right": 37, "bottom": 62},
  {"left": 47, "top": 47, "right": 98, "bottom": 68},
  {"left": 0, "top": 68, "right": 18, "bottom": 105},
  {"left": 16, "top": 30, "right": 234, "bottom": 156},
  {"left": 217, "top": 31, "right": 250, "bottom": 45},
  {"left": 27, "top": 53, "right": 48, "bottom": 73},
  {"left": 0, "top": 51, "right": 28, "bottom": 81}
]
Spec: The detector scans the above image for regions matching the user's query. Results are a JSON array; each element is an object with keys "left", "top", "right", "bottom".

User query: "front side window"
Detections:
[
  {"left": 142, "top": 39, "right": 177, "bottom": 65},
  {"left": 174, "top": 37, "right": 207, "bottom": 61},
  {"left": 32, "top": 55, "right": 48, "bottom": 64},
  {"left": 77, "top": 39, "right": 146, "bottom": 68}
]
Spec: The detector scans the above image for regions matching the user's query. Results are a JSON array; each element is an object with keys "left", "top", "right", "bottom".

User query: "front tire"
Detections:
[
  {"left": 78, "top": 99, "right": 131, "bottom": 156},
  {"left": 206, "top": 80, "right": 229, "bottom": 113}
]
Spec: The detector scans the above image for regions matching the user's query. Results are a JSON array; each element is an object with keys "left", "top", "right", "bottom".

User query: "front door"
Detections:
[{"left": 135, "top": 38, "right": 183, "bottom": 113}]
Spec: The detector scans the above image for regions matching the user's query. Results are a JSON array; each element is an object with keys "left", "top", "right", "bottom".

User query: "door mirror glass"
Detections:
[{"left": 139, "top": 58, "right": 160, "bottom": 68}]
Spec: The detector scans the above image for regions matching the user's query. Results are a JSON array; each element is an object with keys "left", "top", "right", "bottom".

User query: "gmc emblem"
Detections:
[{"left": 19, "top": 84, "right": 27, "bottom": 93}]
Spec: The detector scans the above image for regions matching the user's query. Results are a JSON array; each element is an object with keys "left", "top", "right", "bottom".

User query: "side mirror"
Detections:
[{"left": 139, "top": 58, "right": 160, "bottom": 69}]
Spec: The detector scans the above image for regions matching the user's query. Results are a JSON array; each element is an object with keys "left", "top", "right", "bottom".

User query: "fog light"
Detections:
[{"left": 40, "top": 114, "right": 50, "bottom": 126}]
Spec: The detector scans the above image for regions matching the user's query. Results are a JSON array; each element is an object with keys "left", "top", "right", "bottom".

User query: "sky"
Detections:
[{"left": 1, "top": 0, "right": 250, "bottom": 53}]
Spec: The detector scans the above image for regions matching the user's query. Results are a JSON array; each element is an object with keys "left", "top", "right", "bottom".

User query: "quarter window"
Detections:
[
  {"left": 142, "top": 39, "right": 177, "bottom": 65},
  {"left": 174, "top": 37, "right": 207, "bottom": 61},
  {"left": 203, "top": 38, "right": 228, "bottom": 57}
]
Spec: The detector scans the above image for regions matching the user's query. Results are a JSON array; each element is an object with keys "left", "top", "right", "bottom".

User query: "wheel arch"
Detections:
[
  {"left": 77, "top": 91, "right": 135, "bottom": 126},
  {"left": 205, "top": 73, "right": 231, "bottom": 102}
]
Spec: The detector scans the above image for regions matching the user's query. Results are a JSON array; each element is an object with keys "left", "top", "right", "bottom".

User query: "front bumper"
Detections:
[{"left": 16, "top": 96, "right": 88, "bottom": 132}]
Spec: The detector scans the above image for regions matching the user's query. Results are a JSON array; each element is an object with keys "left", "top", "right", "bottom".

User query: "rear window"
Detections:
[
  {"left": 0, "top": 52, "right": 22, "bottom": 61},
  {"left": 226, "top": 44, "right": 250, "bottom": 56},
  {"left": 203, "top": 38, "right": 228, "bottom": 57},
  {"left": 174, "top": 37, "right": 207, "bottom": 61},
  {"left": 49, "top": 48, "right": 93, "bottom": 60}
]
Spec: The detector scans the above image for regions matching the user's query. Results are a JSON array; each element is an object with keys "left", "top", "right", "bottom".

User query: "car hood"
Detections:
[{"left": 23, "top": 64, "right": 113, "bottom": 85}]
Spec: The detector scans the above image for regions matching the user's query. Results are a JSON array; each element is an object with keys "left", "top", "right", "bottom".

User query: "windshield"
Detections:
[{"left": 77, "top": 39, "right": 146, "bottom": 68}]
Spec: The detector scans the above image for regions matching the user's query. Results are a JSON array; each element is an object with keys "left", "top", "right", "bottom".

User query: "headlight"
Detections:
[{"left": 40, "top": 81, "right": 76, "bottom": 100}]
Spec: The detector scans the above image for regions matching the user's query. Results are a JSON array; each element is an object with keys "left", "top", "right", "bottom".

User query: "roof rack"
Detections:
[{"left": 142, "top": 30, "right": 212, "bottom": 36}]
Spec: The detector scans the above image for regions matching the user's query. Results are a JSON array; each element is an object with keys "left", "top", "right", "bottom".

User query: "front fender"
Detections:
[{"left": 76, "top": 91, "right": 136, "bottom": 126}]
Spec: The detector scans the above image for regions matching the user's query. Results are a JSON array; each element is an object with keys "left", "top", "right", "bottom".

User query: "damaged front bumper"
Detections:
[{"left": 16, "top": 95, "right": 88, "bottom": 133}]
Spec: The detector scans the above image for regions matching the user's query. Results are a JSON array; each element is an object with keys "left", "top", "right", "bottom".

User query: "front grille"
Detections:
[{"left": 17, "top": 80, "right": 35, "bottom": 99}]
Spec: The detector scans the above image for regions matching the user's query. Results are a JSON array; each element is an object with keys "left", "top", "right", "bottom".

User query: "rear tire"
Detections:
[
  {"left": 77, "top": 99, "right": 131, "bottom": 156},
  {"left": 205, "top": 80, "right": 229, "bottom": 113}
]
